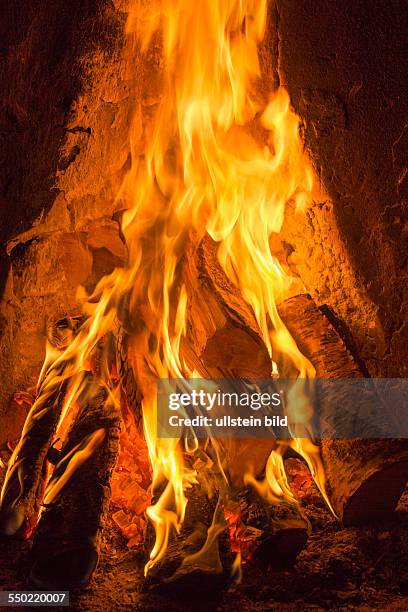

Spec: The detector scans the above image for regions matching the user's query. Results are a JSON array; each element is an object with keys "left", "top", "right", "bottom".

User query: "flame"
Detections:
[
  {"left": 122, "top": 0, "right": 320, "bottom": 571},
  {"left": 126, "top": 2, "right": 316, "bottom": 375},
  {"left": 1, "top": 0, "right": 328, "bottom": 574}
]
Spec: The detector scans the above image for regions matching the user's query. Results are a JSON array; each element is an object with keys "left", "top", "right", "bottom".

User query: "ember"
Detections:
[{"left": 110, "top": 403, "right": 151, "bottom": 547}]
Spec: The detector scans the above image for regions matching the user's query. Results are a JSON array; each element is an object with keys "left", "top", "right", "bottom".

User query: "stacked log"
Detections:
[
  {"left": 120, "top": 233, "right": 309, "bottom": 587},
  {"left": 3, "top": 234, "right": 406, "bottom": 592},
  {"left": 182, "top": 237, "right": 408, "bottom": 531}
]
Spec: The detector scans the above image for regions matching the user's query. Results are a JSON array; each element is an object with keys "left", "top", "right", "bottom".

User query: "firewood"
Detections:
[
  {"left": 183, "top": 234, "right": 272, "bottom": 380},
  {"left": 177, "top": 235, "right": 309, "bottom": 566},
  {"left": 0, "top": 317, "right": 83, "bottom": 537},
  {"left": 143, "top": 483, "right": 230, "bottom": 594},
  {"left": 278, "top": 293, "right": 408, "bottom": 525},
  {"left": 182, "top": 235, "right": 278, "bottom": 484},
  {"left": 227, "top": 486, "right": 309, "bottom": 568},
  {"left": 29, "top": 376, "right": 120, "bottom": 590},
  {"left": 0, "top": 376, "right": 68, "bottom": 537}
]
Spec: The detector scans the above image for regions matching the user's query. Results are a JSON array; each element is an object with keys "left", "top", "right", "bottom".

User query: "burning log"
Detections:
[
  {"left": 183, "top": 234, "right": 272, "bottom": 380},
  {"left": 0, "top": 380, "right": 67, "bottom": 538},
  {"left": 122, "top": 234, "right": 309, "bottom": 583},
  {"left": 0, "top": 317, "right": 83, "bottom": 537},
  {"left": 278, "top": 293, "right": 408, "bottom": 525},
  {"left": 182, "top": 234, "right": 278, "bottom": 482},
  {"left": 179, "top": 235, "right": 309, "bottom": 564},
  {"left": 143, "top": 483, "right": 229, "bottom": 594},
  {"left": 29, "top": 376, "right": 120, "bottom": 590}
]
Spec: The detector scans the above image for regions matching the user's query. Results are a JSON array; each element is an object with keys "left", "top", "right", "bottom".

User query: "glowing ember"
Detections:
[
  {"left": 224, "top": 502, "right": 262, "bottom": 562},
  {"left": 110, "top": 403, "right": 151, "bottom": 547}
]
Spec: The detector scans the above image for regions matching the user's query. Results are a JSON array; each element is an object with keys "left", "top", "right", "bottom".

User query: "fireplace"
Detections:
[{"left": 0, "top": 0, "right": 407, "bottom": 609}]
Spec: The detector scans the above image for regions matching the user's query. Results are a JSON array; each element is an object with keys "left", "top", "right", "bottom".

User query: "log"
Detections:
[
  {"left": 0, "top": 317, "right": 82, "bottom": 537},
  {"left": 278, "top": 293, "right": 408, "bottom": 525},
  {"left": 181, "top": 235, "right": 278, "bottom": 485},
  {"left": 182, "top": 234, "right": 272, "bottom": 379},
  {"left": 180, "top": 235, "right": 308, "bottom": 564},
  {"left": 0, "top": 379, "right": 67, "bottom": 538},
  {"left": 29, "top": 376, "right": 121, "bottom": 590},
  {"left": 227, "top": 486, "right": 309, "bottom": 569},
  {"left": 143, "top": 483, "right": 230, "bottom": 594}
]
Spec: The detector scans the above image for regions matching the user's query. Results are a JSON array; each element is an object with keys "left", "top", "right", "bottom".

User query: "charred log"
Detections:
[
  {"left": 29, "top": 377, "right": 120, "bottom": 590},
  {"left": 0, "top": 380, "right": 68, "bottom": 538},
  {"left": 278, "top": 293, "right": 408, "bottom": 525},
  {"left": 0, "top": 317, "right": 83, "bottom": 536},
  {"left": 143, "top": 483, "right": 229, "bottom": 595},
  {"left": 228, "top": 486, "right": 309, "bottom": 569}
]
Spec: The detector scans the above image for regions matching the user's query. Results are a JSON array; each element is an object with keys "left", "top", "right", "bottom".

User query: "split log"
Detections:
[
  {"left": 0, "top": 317, "right": 82, "bottom": 537},
  {"left": 181, "top": 234, "right": 278, "bottom": 484},
  {"left": 29, "top": 376, "right": 120, "bottom": 590},
  {"left": 180, "top": 235, "right": 308, "bottom": 562},
  {"left": 143, "top": 483, "right": 230, "bottom": 594},
  {"left": 183, "top": 234, "right": 272, "bottom": 379},
  {"left": 278, "top": 293, "right": 408, "bottom": 525}
]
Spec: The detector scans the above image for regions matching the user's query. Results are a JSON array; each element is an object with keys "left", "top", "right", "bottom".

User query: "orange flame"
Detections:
[
  {"left": 122, "top": 0, "right": 323, "bottom": 571},
  {"left": 1, "top": 0, "right": 330, "bottom": 574}
]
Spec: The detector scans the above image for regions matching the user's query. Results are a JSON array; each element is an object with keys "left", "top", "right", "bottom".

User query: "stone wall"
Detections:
[
  {"left": 273, "top": 0, "right": 407, "bottom": 377},
  {"left": 0, "top": 0, "right": 133, "bottom": 440}
]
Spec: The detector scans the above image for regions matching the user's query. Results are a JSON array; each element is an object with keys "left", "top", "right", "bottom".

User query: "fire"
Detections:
[
  {"left": 123, "top": 0, "right": 322, "bottom": 572},
  {"left": 0, "top": 0, "right": 330, "bottom": 575}
]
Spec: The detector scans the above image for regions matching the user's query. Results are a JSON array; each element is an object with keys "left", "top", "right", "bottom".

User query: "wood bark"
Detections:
[{"left": 278, "top": 293, "right": 408, "bottom": 525}]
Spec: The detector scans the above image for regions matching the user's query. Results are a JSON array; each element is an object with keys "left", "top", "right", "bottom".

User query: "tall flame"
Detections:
[
  {"left": 126, "top": 0, "right": 315, "bottom": 371},
  {"left": 1, "top": 0, "right": 329, "bottom": 575},
  {"left": 121, "top": 0, "right": 322, "bottom": 572}
]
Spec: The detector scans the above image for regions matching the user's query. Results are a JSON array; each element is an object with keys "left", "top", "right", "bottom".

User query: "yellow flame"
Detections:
[
  {"left": 122, "top": 0, "right": 321, "bottom": 570},
  {"left": 1, "top": 0, "right": 329, "bottom": 573},
  {"left": 42, "top": 428, "right": 106, "bottom": 506}
]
